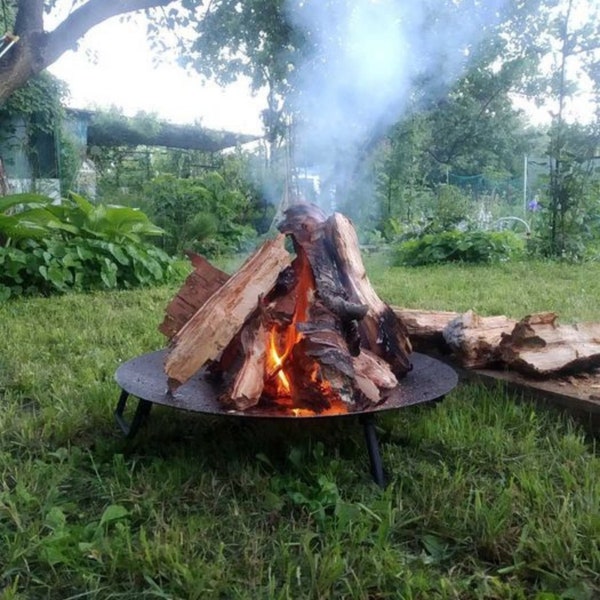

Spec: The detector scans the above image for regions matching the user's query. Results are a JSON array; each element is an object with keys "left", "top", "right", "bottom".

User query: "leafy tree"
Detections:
[
  {"left": 540, "top": 0, "right": 600, "bottom": 256},
  {"left": 0, "top": 0, "right": 179, "bottom": 102}
]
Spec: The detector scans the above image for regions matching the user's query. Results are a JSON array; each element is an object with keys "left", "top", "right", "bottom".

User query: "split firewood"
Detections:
[
  {"left": 327, "top": 212, "right": 412, "bottom": 377},
  {"left": 165, "top": 235, "right": 291, "bottom": 388},
  {"left": 159, "top": 252, "right": 230, "bottom": 338},
  {"left": 225, "top": 317, "right": 267, "bottom": 410},
  {"left": 499, "top": 313, "right": 600, "bottom": 377},
  {"left": 392, "top": 308, "right": 460, "bottom": 352},
  {"left": 352, "top": 350, "right": 398, "bottom": 403},
  {"left": 443, "top": 310, "right": 517, "bottom": 369}
]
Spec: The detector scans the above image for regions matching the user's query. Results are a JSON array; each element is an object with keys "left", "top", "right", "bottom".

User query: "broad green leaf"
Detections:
[
  {"left": 0, "top": 193, "right": 50, "bottom": 213},
  {"left": 99, "top": 504, "right": 129, "bottom": 526},
  {"left": 68, "top": 192, "right": 94, "bottom": 216}
]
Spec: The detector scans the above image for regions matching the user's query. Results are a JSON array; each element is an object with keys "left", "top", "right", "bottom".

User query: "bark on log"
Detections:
[
  {"left": 159, "top": 252, "right": 229, "bottom": 339},
  {"left": 165, "top": 235, "right": 291, "bottom": 388},
  {"left": 327, "top": 213, "right": 412, "bottom": 377},
  {"left": 499, "top": 313, "right": 600, "bottom": 377},
  {"left": 443, "top": 310, "right": 517, "bottom": 369}
]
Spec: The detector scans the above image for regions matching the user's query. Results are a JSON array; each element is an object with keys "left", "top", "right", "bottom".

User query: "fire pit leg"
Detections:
[
  {"left": 360, "top": 414, "right": 386, "bottom": 487},
  {"left": 114, "top": 389, "right": 153, "bottom": 439}
]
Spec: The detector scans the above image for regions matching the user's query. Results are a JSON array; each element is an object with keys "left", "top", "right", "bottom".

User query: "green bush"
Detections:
[
  {"left": 0, "top": 192, "right": 178, "bottom": 299},
  {"left": 144, "top": 172, "right": 259, "bottom": 256},
  {"left": 394, "top": 230, "right": 525, "bottom": 266},
  {"left": 0, "top": 238, "right": 177, "bottom": 300}
]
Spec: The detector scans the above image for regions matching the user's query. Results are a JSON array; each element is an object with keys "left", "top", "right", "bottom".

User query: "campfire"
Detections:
[{"left": 159, "top": 203, "right": 413, "bottom": 416}]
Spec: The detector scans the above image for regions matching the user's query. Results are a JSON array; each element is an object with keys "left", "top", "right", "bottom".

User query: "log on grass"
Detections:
[
  {"left": 443, "top": 310, "right": 517, "bottom": 369},
  {"left": 165, "top": 235, "right": 291, "bottom": 388},
  {"left": 159, "top": 252, "right": 230, "bottom": 339},
  {"left": 392, "top": 308, "right": 460, "bottom": 352},
  {"left": 327, "top": 212, "right": 412, "bottom": 377},
  {"left": 499, "top": 312, "right": 600, "bottom": 377}
]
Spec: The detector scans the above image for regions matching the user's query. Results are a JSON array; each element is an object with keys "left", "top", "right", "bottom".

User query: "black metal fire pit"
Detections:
[{"left": 114, "top": 350, "right": 458, "bottom": 486}]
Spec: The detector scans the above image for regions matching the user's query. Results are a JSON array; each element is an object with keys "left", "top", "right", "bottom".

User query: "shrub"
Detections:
[
  {"left": 394, "top": 230, "right": 525, "bottom": 266},
  {"left": 144, "top": 172, "right": 259, "bottom": 256},
  {"left": 0, "top": 192, "right": 178, "bottom": 299},
  {"left": 0, "top": 238, "right": 177, "bottom": 300}
]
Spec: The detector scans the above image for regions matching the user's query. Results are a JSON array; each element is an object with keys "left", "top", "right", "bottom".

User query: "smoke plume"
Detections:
[{"left": 285, "top": 0, "right": 504, "bottom": 207}]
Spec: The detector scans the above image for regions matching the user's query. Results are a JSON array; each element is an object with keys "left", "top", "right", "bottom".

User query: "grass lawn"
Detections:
[{"left": 0, "top": 257, "right": 599, "bottom": 599}]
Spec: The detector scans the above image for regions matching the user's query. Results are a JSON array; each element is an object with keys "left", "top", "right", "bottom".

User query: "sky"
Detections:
[
  {"left": 48, "top": 1, "right": 597, "bottom": 137},
  {"left": 48, "top": 15, "right": 267, "bottom": 136}
]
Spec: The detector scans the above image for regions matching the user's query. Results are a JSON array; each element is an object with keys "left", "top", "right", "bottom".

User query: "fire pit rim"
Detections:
[{"left": 114, "top": 349, "right": 458, "bottom": 420}]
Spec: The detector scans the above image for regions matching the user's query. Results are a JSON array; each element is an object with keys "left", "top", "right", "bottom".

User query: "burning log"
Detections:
[
  {"left": 226, "top": 315, "right": 267, "bottom": 410},
  {"left": 278, "top": 204, "right": 368, "bottom": 356},
  {"left": 327, "top": 213, "right": 412, "bottom": 376}
]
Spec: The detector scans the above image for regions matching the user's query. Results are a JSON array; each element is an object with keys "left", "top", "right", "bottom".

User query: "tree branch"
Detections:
[
  {"left": 0, "top": 0, "right": 179, "bottom": 101},
  {"left": 44, "top": 0, "right": 178, "bottom": 65}
]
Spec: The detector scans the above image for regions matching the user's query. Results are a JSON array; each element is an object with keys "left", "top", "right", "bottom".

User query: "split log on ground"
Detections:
[
  {"left": 443, "top": 310, "right": 517, "bottom": 369},
  {"left": 165, "top": 235, "right": 292, "bottom": 388},
  {"left": 392, "top": 308, "right": 460, "bottom": 352},
  {"left": 159, "top": 252, "right": 229, "bottom": 339},
  {"left": 499, "top": 312, "right": 600, "bottom": 377},
  {"left": 326, "top": 212, "right": 412, "bottom": 377}
]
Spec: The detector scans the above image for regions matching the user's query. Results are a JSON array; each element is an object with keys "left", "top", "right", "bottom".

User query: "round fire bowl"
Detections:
[{"left": 115, "top": 349, "right": 458, "bottom": 419}]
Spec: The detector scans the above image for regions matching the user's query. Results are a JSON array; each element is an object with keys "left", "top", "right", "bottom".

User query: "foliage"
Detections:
[
  {"left": 0, "top": 72, "right": 68, "bottom": 185},
  {"left": 394, "top": 230, "right": 525, "bottom": 266},
  {"left": 0, "top": 237, "right": 176, "bottom": 300},
  {"left": 0, "top": 72, "right": 67, "bottom": 138},
  {"left": 0, "top": 259, "right": 599, "bottom": 597},
  {"left": 0, "top": 192, "right": 176, "bottom": 298},
  {"left": 144, "top": 172, "right": 260, "bottom": 256},
  {"left": 537, "top": 0, "right": 600, "bottom": 257}
]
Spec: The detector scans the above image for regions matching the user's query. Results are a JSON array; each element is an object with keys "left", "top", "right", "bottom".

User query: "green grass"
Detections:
[
  {"left": 0, "top": 257, "right": 599, "bottom": 599},
  {"left": 366, "top": 256, "right": 600, "bottom": 322}
]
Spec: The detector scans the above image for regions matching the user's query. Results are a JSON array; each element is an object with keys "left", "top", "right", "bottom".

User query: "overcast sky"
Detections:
[
  {"left": 48, "top": 2, "right": 596, "bottom": 133},
  {"left": 49, "top": 15, "right": 267, "bottom": 135}
]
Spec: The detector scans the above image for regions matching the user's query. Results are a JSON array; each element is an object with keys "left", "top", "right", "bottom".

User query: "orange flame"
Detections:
[{"left": 263, "top": 249, "right": 348, "bottom": 416}]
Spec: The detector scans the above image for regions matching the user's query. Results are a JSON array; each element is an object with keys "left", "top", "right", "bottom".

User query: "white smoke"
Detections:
[{"left": 285, "top": 0, "right": 504, "bottom": 206}]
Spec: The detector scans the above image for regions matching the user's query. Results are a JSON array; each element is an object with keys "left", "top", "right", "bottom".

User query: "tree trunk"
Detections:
[{"left": 0, "top": 0, "right": 177, "bottom": 102}]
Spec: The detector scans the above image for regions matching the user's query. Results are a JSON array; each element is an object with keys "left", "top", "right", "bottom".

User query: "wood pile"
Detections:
[
  {"left": 393, "top": 307, "right": 600, "bottom": 377},
  {"left": 160, "top": 204, "right": 412, "bottom": 414}
]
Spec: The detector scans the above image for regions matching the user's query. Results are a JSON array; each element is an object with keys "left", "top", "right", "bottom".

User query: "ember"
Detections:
[{"left": 160, "top": 203, "right": 412, "bottom": 416}]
